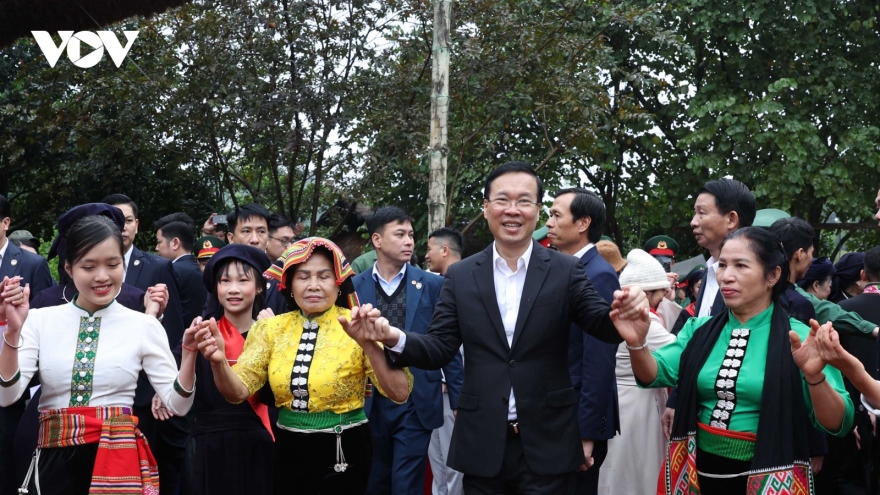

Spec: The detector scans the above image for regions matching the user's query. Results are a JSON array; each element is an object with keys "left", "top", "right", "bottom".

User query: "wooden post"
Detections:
[{"left": 427, "top": 0, "right": 451, "bottom": 232}]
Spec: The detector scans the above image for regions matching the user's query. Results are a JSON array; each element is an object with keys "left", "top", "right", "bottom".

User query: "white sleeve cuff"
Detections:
[
  {"left": 861, "top": 393, "right": 880, "bottom": 415},
  {"left": 388, "top": 328, "right": 406, "bottom": 353}
]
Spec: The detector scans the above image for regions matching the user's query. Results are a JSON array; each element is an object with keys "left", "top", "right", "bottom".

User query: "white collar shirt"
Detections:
[
  {"left": 491, "top": 241, "right": 533, "bottom": 420},
  {"left": 123, "top": 246, "right": 134, "bottom": 274},
  {"left": 572, "top": 243, "right": 595, "bottom": 260},
  {"left": 0, "top": 238, "right": 8, "bottom": 264},
  {"left": 371, "top": 262, "right": 407, "bottom": 296},
  {"left": 697, "top": 256, "right": 719, "bottom": 318}
]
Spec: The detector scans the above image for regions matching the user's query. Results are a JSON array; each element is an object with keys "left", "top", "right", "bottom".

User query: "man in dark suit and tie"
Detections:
[
  {"left": 0, "top": 194, "right": 53, "bottom": 495},
  {"left": 154, "top": 212, "right": 208, "bottom": 328},
  {"left": 361, "top": 162, "right": 648, "bottom": 494},
  {"left": 545, "top": 187, "right": 619, "bottom": 494},
  {"left": 353, "top": 207, "right": 464, "bottom": 495}
]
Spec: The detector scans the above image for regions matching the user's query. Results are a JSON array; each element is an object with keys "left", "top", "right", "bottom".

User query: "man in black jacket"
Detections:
[
  {"left": 154, "top": 212, "right": 207, "bottom": 328},
  {"left": 360, "top": 163, "right": 648, "bottom": 494}
]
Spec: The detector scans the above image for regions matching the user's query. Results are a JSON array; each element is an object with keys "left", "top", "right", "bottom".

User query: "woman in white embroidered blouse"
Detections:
[{"left": 0, "top": 215, "right": 196, "bottom": 495}]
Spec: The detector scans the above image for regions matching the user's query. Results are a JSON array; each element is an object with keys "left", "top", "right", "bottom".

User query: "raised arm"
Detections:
[
  {"left": 611, "top": 288, "right": 659, "bottom": 385},
  {"left": 0, "top": 278, "right": 34, "bottom": 406},
  {"left": 790, "top": 320, "right": 849, "bottom": 433},
  {"left": 197, "top": 318, "right": 251, "bottom": 403}
]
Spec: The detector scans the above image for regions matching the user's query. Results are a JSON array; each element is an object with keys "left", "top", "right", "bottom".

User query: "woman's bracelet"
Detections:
[
  {"left": 625, "top": 339, "right": 648, "bottom": 351},
  {"left": 2, "top": 331, "right": 23, "bottom": 349},
  {"left": 182, "top": 344, "right": 197, "bottom": 353},
  {"left": 805, "top": 374, "right": 826, "bottom": 386}
]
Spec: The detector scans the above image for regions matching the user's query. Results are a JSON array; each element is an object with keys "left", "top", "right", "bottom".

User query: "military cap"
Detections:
[
  {"left": 194, "top": 235, "right": 226, "bottom": 260},
  {"left": 644, "top": 235, "right": 679, "bottom": 258}
]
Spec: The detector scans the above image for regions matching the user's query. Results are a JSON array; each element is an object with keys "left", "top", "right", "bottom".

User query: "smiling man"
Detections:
[
  {"left": 366, "top": 162, "right": 649, "bottom": 495},
  {"left": 352, "top": 206, "right": 463, "bottom": 495}
]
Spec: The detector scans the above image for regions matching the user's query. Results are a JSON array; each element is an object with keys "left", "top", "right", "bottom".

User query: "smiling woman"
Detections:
[
  {"left": 615, "top": 227, "right": 854, "bottom": 495},
  {"left": 0, "top": 215, "right": 196, "bottom": 495},
  {"left": 195, "top": 237, "right": 413, "bottom": 495}
]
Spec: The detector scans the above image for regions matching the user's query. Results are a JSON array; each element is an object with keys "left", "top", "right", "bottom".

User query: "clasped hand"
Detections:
[
  {"left": 338, "top": 303, "right": 399, "bottom": 348},
  {"left": 609, "top": 286, "right": 651, "bottom": 346},
  {"left": 0, "top": 277, "right": 29, "bottom": 332},
  {"left": 791, "top": 319, "right": 856, "bottom": 378}
]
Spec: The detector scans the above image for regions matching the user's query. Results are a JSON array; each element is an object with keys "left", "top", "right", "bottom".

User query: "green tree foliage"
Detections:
[{"left": 1, "top": 0, "right": 878, "bottom": 259}]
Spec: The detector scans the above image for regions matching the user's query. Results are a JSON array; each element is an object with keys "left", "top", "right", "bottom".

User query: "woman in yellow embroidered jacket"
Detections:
[{"left": 196, "top": 237, "right": 412, "bottom": 494}]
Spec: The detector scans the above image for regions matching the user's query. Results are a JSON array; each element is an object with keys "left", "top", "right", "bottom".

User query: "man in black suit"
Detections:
[
  {"left": 681, "top": 178, "right": 756, "bottom": 324},
  {"left": 224, "top": 203, "right": 288, "bottom": 315},
  {"left": 361, "top": 162, "right": 648, "bottom": 494},
  {"left": 153, "top": 212, "right": 207, "bottom": 492},
  {"left": 0, "top": 194, "right": 53, "bottom": 495},
  {"left": 829, "top": 246, "right": 880, "bottom": 493},
  {"left": 154, "top": 212, "right": 207, "bottom": 328},
  {"left": 546, "top": 187, "right": 620, "bottom": 495}
]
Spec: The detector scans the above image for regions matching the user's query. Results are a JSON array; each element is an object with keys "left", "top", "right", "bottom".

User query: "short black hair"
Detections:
[
  {"left": 269, "top": 213, "right": 292, "bottom": 235},
  {"left": 720, "top": 227, "right": 790, "bottom": 301},
  {"left": 367, "top": 206, "right": 414, "bottom": 236},
  {"left": 102, "top": 193, "right": 139, "bottom": 218},
  {"left": 211, "top": 258, "right": 266, "bottom": 320},
  {"left": 483, "top": 162, "right": 543, "bottom": 203},
  {"left": 0, "top": 194, "right": 10, "bottom": 220},
  {"left": 865, "top": 246, "right": 880, "bottom": 282},
  {"left": 769, "top": 217, "right": 814, "bottom": 262},
  {"left": 697, "top": 179, "right": 756, "bottom": 228},
  {"left": 65, "top": 215, "right": 124, "bottom": 267},
  {"left": 227, "top": 203, "right": 271, "bottom": 233},
  {"left": 554, "top": 187, "right": 606, "bottom": 244},
  {"left": 429, "top": 227, "right": 464, "bottom": 255},
  {"left": 154, "top": 212, "right": 196, "bottom": 252}
]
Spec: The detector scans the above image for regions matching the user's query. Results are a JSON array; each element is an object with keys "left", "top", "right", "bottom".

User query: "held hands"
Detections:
[
  {"left": 151, "top": 393, "right": 173, "bottom": 421},
  {"left": 257, "top": 308, "right": 275, "bottom": 320},
  {"left": 182, "top": 317, "right": 203, "bottom": 351},
  {"left": 0, "top": 277, "right": 29, "bottom": 333},
  {"left": 338, "top": 304, "right": 400, "bottom": 348},
  {"left": 790, "top": 319, "right": 832, "bottom": 380},
  {"left": 144, "top": 284, "right": 168, "bottom": 318},
  {"left": 610, "top": 286, "right": 651, "bottom": 347},
  {"left": 812, "top": 319, "right": 861, "bottom": 374},
  {"left": 195, "top": 318, "right": 227, "bottom": 365}
]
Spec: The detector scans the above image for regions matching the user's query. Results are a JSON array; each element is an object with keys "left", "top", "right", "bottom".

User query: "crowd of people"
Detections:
[{"left": 1, "top": 163, "right": 880, "bottom": 495}]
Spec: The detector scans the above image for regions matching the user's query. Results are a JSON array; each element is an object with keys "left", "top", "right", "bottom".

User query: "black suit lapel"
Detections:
[
  {"left": 0, "top": 242, "right": 22, "bottom": 278},
  {"left": 125, "top": 246, "right": 144, "bottom": 286},
  {"left": 694, "top": 269, "right": 710, "bottom": 315},
  {"left": 473, "top": 247, "right": 509, "bottom": 351},
  {"left": 511, "top": 242, "right": 550, "bottom": 350}
]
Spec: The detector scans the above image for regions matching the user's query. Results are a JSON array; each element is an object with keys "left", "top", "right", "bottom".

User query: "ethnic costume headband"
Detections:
[{"left": 264, "top": 237, "right": 359, "bottom": 308}]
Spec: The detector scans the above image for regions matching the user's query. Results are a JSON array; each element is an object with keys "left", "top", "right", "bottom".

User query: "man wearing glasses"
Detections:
[
  {"left": 267, "top": 213, "right": 296, "bottom": 261},
  {"left": 368, "top": 162, "right": 648, "bottom": 494}
]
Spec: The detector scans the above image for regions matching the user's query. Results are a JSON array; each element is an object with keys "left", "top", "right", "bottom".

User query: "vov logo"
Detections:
[{"left": 32, "top": 31, "right": 139, "bottom": 68}]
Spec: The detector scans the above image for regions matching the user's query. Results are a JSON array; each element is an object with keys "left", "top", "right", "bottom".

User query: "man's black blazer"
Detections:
[
  {"left": 0, "top": 242, "right": 53, "bottom": 301},
  {"left": 394, "top": 241, "right": 623, "bottom": 477},
  {"left": 125, "top": 246, "right": 185, "bottom": 348},
  {"left": 172, "top": 254, "right": 208, "bottom": 329}
]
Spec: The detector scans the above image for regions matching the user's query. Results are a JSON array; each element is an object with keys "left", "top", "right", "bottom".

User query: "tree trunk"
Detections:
[{"left": 427, "top": 0, "right": 451, "bottom": 232}]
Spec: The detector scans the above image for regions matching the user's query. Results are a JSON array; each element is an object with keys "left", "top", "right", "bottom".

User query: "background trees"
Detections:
[{"left": 1, "top": 0, "right": 878, "bottom": 259}]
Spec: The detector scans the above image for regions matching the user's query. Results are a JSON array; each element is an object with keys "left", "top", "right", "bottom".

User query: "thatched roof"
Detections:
[{"left": 0, "top": 0, "right": 188, "bottom": 48}]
